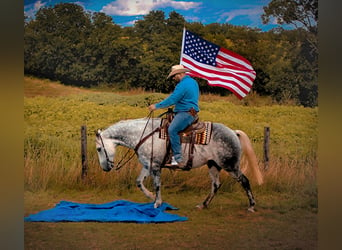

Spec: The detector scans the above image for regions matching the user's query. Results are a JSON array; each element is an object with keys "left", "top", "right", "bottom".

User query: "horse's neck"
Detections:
[{"left": 105, "top": 118, "right": 161, "bottom": 149}]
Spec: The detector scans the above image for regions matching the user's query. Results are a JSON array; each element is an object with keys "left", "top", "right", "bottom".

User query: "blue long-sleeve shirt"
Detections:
[{"left": 155, "top": 75, "right": 200, "bottom": 112}]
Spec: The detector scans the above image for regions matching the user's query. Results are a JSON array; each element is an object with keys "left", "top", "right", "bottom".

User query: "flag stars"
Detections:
[
  {"left": 184, "top": 31, "right": 220, "bottom": 66},
  {"left": 183, "top": 33, "right": 220, "bottom": 66},
  {"left": 181, "top": 29, "right": 255, "bottom": 100}
]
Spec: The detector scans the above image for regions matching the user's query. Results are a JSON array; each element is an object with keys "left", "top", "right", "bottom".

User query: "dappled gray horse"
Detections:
[{"left": 95, "top": 117, "right": 263, "bottom": 212}]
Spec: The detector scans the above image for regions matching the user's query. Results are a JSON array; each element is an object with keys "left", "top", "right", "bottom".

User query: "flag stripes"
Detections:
[{"left": 180, "top": 28, "right": 256, "bottom": 99}]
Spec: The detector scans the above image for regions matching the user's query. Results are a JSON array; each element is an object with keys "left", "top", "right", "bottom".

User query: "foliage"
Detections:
[
  {"left": 262, "top": 0, "right": 318, "bottom": 32},
  {"left": 262, "top": 0, "right": 318, "bottom": 54},
  {"left": 24, "top": 2, "right": 318, "bottom": 107}
]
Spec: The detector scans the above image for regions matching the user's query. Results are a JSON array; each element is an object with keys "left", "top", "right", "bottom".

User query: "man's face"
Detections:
[{"left": 173, "top": 73, "right": 183, "bottom": 83}]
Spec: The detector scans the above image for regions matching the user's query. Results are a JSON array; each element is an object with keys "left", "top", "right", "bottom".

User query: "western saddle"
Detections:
[{"left": 159, "top": 108, "right": 207, "bottom": 171}]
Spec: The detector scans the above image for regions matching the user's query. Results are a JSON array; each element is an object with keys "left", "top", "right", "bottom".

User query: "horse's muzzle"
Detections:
[
  {"left": 103, "top": 168, "right": 111, "bottom": 172},
  {"left": 104, "top": 161, "right": 114, "bottom": 172}
]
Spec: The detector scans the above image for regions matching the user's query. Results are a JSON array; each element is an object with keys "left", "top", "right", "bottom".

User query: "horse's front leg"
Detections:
[
  {"left": 197, "top": 165, "right": 221, "bottom": 209},
  {"left": 151, "top": 167, "right": 162, "bottom": 208},
  {"left": 136, "top": 167, "right": 155, "bottom": 200}
]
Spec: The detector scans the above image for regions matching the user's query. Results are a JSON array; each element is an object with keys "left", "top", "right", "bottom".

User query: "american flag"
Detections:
[{"left": 180, "top": 28, "right": 256, "bottom": 99}]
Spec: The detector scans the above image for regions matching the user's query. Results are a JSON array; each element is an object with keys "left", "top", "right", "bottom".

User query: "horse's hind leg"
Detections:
[
  {"left": 136, "top": 167, "right": 155, "bottom": 200},
  {"left": 197, "top": 163, "right": 222, "bottom": 209},
  {"left": 230, "top": 170, "right": 256, "bottom": 212}
]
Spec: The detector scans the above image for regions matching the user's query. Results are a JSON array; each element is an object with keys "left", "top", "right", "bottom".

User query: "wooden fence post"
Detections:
[
  {"left": 81, "top": 125, "right": 88, "bottom": 179},
  {"left": 263, "top": 126, "right": 270, "bottom": 170}
]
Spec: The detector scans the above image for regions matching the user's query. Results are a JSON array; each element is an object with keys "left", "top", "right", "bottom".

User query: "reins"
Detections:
[
  {"left": 101, "top": 111, "right": 159, "bottom": 171},
  {"left": 98, "top": 133, "right": 115, "bottom": 168}
]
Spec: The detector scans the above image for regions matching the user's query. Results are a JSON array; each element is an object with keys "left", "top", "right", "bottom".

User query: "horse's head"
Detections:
[{"left": 95, "top": 129, "right": 115, "bottom": 172}]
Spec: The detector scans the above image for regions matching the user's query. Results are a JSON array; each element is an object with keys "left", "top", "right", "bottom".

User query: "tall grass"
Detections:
[{"left": 24, "top": 89, "right": 317, "bottom": 197}]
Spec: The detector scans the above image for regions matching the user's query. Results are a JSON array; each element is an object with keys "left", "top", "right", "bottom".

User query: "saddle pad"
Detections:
[{"left": 159, "top": 120, "right": 213, "bottom": 145}]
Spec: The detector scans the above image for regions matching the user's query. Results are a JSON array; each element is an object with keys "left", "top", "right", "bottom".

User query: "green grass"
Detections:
[
  {"left": 24, "top": 92, "right": 317, "bottom": 193},
  {"left": 24, "top": 76, "right": 318, "bottom": 249}
]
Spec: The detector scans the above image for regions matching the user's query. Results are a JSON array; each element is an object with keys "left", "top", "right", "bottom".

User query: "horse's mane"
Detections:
[
  {"left": 115, "top": 117, "right": 161, "bottom": 124},
  {"left": 107, "top": 117, "right": 161, "bottom": 130}
]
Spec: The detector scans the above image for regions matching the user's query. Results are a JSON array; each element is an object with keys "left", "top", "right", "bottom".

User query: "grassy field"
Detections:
[{"left": 24, "top": 76, "right": 318, "bottom": 249}]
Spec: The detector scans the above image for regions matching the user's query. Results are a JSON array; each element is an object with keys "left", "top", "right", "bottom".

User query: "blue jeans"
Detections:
[{"left": 168, "top": 111, "right": 195, "bottom": 163}]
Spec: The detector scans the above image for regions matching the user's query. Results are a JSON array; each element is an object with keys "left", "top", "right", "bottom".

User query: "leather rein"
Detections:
[{"left": 98, "top": 111, "right": 160, "bottom": 171}]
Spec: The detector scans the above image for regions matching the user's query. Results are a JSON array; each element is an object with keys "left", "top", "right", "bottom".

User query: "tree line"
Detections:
[{"left": 24, "top": 1, "right": 318, "bottom": 107}]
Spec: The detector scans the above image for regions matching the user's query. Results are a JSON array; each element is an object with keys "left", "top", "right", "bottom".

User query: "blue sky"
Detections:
[{"left": 24, "top": 0, "right": 289, "bottom": 31}]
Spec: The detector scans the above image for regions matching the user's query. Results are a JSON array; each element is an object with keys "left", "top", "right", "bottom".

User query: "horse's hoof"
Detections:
[
  {"left": 196, "top": 204, "right": 208, "bottom": 210},
  {"left": 196, "top": 204, "right": 204, "bottom": 210},
  {"left": 247, "top": 206, "right": 255, "bottom": 213},
  {"left": 154, "top": 201, "right": 162, "bottom": 208}
]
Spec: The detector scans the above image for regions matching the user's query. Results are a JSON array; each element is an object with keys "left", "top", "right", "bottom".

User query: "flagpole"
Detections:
[{"left": 180, "top": 27, "right": 186, "bottom": 64}]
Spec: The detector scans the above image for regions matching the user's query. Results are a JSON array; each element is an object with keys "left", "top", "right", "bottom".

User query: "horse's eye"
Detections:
[{"left": 96, "top": 148, "right": 102, "bottom": 152}]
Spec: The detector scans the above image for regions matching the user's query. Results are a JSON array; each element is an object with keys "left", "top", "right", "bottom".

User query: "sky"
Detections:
[{"left": 24, "top": 0, "right": 290, "bottom": 31}]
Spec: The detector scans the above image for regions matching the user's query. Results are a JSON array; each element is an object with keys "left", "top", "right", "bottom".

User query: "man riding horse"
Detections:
[
  {"left": 96, "top": 64, "right": 263, "bottom": 210},
  {"left": 148, "top": 64, "right": 200, "bottom": 169}
]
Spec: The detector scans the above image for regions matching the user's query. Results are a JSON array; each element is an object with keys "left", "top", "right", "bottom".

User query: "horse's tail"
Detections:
[{"left": 235, "top": 130, "right": 264, "bottom": 185}]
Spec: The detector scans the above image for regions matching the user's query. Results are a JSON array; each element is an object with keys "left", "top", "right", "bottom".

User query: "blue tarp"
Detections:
[{"left": 24, "top": 200, "right": 188, "bottom": 223}]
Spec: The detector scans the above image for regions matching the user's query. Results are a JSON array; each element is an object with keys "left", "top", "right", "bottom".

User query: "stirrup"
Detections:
[
  {"left": 165, "top": 157, "right": 184, "bottom": 167},
  {"left": 170, "top": 156, "right": 178, "bottom": 165},
  {"left": 164, "top": 159, "right": 190, "bottom": 171}
]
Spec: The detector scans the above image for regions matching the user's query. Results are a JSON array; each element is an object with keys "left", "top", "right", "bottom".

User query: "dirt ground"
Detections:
[{"left": 24, "top": 190, "right": 317, "bottom": 249}]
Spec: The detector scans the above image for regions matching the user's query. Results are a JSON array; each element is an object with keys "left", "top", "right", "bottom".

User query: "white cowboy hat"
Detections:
[{"left": 167, "top": 64, "right": 190, "bottom": 79}]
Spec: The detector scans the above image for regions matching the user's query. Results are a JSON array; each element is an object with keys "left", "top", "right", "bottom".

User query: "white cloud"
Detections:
[
  {"left": 25, "top": 0, "right": 47, "bottom": 18},
  {"left": 74, "top": 1, "right": 86, "bottom": 9},
  {"left": 34, "top": 0, "right": 46, "bottom": 10},
  {"left": 101, "top": 0, "right": 201, "bottom": 16},
  {"left": 220, "top": 6, "right": 263, "bottom": 24},
  {"left": 185, "top": 15, "right": 200, "bottom": 22},
  {"left": 158, "top": 0, "right": 200, "bottom": 10}
]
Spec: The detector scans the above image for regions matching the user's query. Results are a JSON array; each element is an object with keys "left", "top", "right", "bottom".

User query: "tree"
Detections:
[
  {"left": 262, "top": 0, "right": 317, "bottom": 32},
  {"left": 24, "top": 4, "right": 317, "bottom": 106},
  {"left": 262, "top": 0, "right": 317, "bottom": 53},
  {"left": 134, "top": 10, "right": 166, "bottom": 43},
  {"left": 166, "top": 11, "right": 185, "bottom": 33},
  {"left": 24, "top": 3, "right": 92, "bottom": 83},
  {"left": 261, "top": 1, "right": 317, "bottom": 106}
]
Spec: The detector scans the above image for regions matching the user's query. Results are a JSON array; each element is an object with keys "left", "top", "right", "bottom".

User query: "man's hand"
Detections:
[{"left": 148, "top": 104, "right": 156, "bottom": 112}]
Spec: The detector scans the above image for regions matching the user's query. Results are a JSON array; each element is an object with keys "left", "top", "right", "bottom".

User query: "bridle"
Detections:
[
  {"left": 97, "top": 132, "right": 115, "bottom": 170},
  {"left": 96, "top": 111, "right": 160, "bottom": 171}
]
